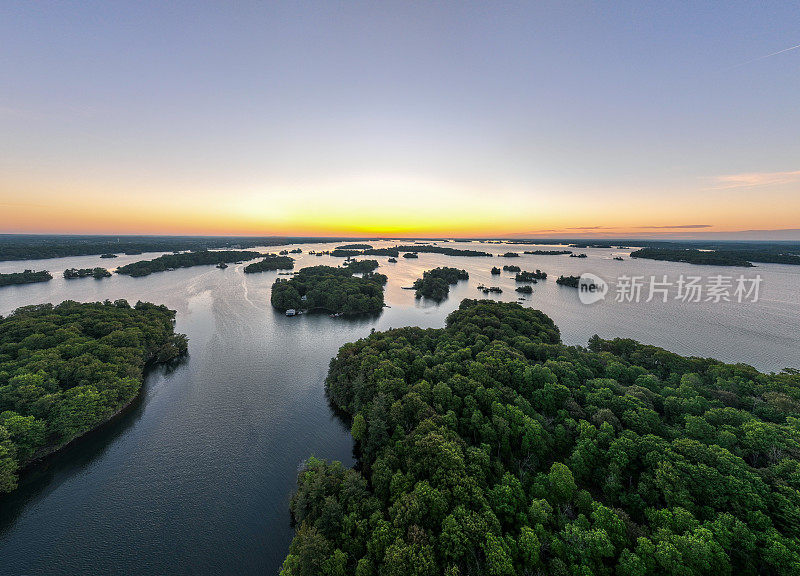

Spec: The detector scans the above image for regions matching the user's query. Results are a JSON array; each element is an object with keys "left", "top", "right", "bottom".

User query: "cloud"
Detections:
[
  {"left": 707, "top": 170, "right": 800, "bottom": 190},
  {"left": 637, "top": 224, "right": 712, "bottom": 229}
]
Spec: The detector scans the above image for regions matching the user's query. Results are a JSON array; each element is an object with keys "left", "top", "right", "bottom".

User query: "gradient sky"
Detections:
[{"left": 1, "top": 1, "right": 799, "bottom": 237}]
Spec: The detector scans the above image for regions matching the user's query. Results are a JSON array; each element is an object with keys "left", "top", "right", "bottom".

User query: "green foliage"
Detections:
[
  {"left": 515, "top": 270, "right": 546, "bottom": 282},
  {"left": 116, "top": 250, "right": 263, "bottom": 276},
  {"left": 283, "top": 299, "right": 800, "bottom": 575},
  {"left": 556, "top": 275, "right": 580, "bottom": 287},
  {"left": 630, "top": 248, "right": 755, "bottom": 266},
  {"left": 243, "top": 255, "right": 295, "bottom": 273},
  {"left": 63, "top": 267, "right": 111, "bottom": 279},
  {"left": 271, "top": 266, "right": 386, "bottom": 315},
  {"left": 413, "top": 268, "right": 469, "bottom": 302},
  {"left": 345, "top": 260, "right": 380, "bottom": 274},
  {"left": 0, "top": 300, "right": 187, "bottom": 493},
  {"left": 523, "top": 250, "right": 572, "bottom": 255},
  {"left": 395, "top": 245, "right": 491, "bottom": 257},
  {"left": 0, "top": 270, "right": 52, "bottom": 287}
]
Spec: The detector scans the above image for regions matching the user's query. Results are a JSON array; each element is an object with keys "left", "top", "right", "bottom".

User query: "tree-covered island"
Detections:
[
  {"left": 0, "top": 270, "right": 53, "bottom": 287},
  {"left": 63, "top": 267, "right": 112, "bottom": 279},
  {"left": 0, "top": 300, "right": 187, "bottom": 493},
  {"left": 345, "top": 260, "right": 380, "bottom": 274},
  {"left": 243, "top": 254, "right": 295, "bottom": 273},
  {"left": 281, "top": 299, "right": 800, "bottom": 576},
  {"left": 630, "top": 248, "right": 756, "bottom": 267},
  {"left": 556, "top": 275, "right": 581, "bottom": 287},
  {"left": 271, "top": 266, "right": 386, "bottom": 315},
  {"left": 523, "top": 250, "right": 572, "bottom": 256},
  {"left": 515, "top": 270, "right": 547, "bottom": 282},
  {"left": 413, "top": 267, "right": 469, "bottom": 301},
  {"left": 116, "top": 250, "right": 263, "bottom": 277}
]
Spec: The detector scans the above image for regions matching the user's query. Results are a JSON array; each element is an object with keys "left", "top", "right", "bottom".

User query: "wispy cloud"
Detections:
[
  {"left": 637, "top": 224, "right": 712, "bottom": 229},
  {"left": 727, "top": 42, "right": 800, "bottom": 70},
  {"left": 706, "top": 170, "right": 800, "bottom": 190}
]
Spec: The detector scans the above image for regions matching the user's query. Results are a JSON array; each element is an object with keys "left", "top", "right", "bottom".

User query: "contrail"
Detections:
[{"left": 727, "top": 42, "right": 800, "bottom": 69}]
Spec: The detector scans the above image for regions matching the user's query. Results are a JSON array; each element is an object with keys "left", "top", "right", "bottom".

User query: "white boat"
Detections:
[{"left": 285, "top": 309, "right": 296, "bottom": 316}]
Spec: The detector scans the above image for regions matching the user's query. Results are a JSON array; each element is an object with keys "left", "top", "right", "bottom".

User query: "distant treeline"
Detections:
[
  {"left": 0, "top": 235, "right": 347, "bottom": 262},
  {"left": 413, "top": 267, "right": 469, "bottom": 301},
  {"left": 524, "top": 250, "right": 573, "bottom": 255},
  {"left": 396, "top": 245, "right": 491, "bottom": 257},
  {"left": 117, "top": 250, "right": 263, "bottom": 277},
  {"left": 0, "top": 270, "right": 52, "bottom": 287},
  {"left": 335, "top": 244, "right": 373, "bottom": 250},
  {"left": 63, "top": 267, "right": 111, "bottom": 279},
  {"left": 631, "top": 247, "right": 800, "bottom": 266},
  {"left": 243, "top": 255, "right": 295, "bottom": 273},
  {"left": 271, "top": 265, "right": 386, "bottom": 315},
  {"left": 331, "top": 248, "right": 399, "bottom": 258}
]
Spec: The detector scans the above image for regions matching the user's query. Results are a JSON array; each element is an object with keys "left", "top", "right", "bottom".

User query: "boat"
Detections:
[
  {"left": 216, "top": 263, "right": 228, "bottom": 269},
  {"left": 285, "top": 309, "right": 297, "bottom": 316}
]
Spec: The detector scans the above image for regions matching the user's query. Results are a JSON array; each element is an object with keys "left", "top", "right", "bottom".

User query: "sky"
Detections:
[{"left": 1, "top": 1, "right": 799, "bottom": 238}]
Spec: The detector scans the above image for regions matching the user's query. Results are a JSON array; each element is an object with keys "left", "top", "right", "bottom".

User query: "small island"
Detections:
[
  {"left": 490, "top": 266, "right": 501, "bottom": 275},
  {"left": 116, "top": 250, "right": 263, "bottom": 277},
  {"left": 0, "top": 300, "right": 187, "bottom": 494},
  {"left": 387, "top": 257, "right": 397, "bottom": 263},
  {"left": 569, "top": 253, "right": 588, "bottom": 258},
  {"left": 502, "top": 252, "right": 520, "bottom": 257},
  {"left": 412, "top": 267, "right": 469, "bottom": 301},
  {"left": 403, "top": 252, "right": 419, "bottom": 259},
  {"left": 476, "top": 284, "right": 502, "bottom": 294},
  {"left": 243, "top": 254, "right": 295, "bottom": 273},
  {"left": 523, "top": 249, "right": 572, "bottom": 255},
  {"left": 63, "top": 267, "right": 112, "bottom": 279},
  {"left": 556, "top": 274, "right": 581, "bottom": 287},
  {"left": 613, "top": 256, "right": 624, "bottom": 261},
  {"left": 502, "top": 264, "right": 521, "bottom": 272},
  {"left": 271, "top": 265, "right": 386, "bottom": 315},
  {"left": 515, "top": 269, "right": 547, "bottom": 282},
  {"left": 344, "top": 259, "right": 379, "bottom": 273},
  {"left": 335, "top": 243, "right": 373, "bottom": 250},
  {"left": 515, "top": 284, "right": 533, "bottom": 293},
  {"left": 0, "top": 269, "right": 53, "bottom": 287},
  {"left": 99, "top": 253, "right": 118, "bottom": 259}
]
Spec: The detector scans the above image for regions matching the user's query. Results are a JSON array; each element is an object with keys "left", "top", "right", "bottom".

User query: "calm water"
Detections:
[{"left": 1, "top": 242, "right": 798, "bottom": 575}]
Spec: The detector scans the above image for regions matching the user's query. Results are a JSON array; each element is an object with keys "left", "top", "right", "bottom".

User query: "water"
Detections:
[{"left": 1, "top": 241, "right": 798, "bottom": 575}]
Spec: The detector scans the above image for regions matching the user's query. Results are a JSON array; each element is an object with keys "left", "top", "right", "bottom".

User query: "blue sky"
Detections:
[{"left": 1, "top": 1, "right": 798, "bottom": 236}]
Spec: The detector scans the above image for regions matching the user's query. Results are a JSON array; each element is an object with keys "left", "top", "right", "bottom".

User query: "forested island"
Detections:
[
  {"left": 332, "top": 248, "right": 400, "bottom": 258},
  {"left": 99, "top": 253, "right": 118, "bottom": 259},
  {"left": 336, "top": 244, "right": 374, "bottom": 250},
  {"left": 630, "top": 248, "right": 756, "bottom": 267},
  {"left": 569, "top": 253, "right": 588, "bottom": 259},
  {"left": 0, "top": 270, "right": 52, "bottom": 287},
  {"left": 271, "top": 266, "right": 386, "bottom": 315},
  {"left": 515, "top": 269, "right": 547, "bottom": 282},
  {"left": 502, "top": 252, "right": 520, "bottom": 258},
  {"left": 243, "top": 255, "right": 295, "bottom": 273},
  {"left": 502, "top": 265, "right": 521, "bottom": 273},
  {"left": 516, "top": 285, "right": 533, "bottom": 293},
  {"left": 63, "top": 267, "right": 112, "bottom": 279},
  {"left": 403, "top": 253, "right": 419, "bottom": 259},
  {"left": 524, "top": 250, "right": 572, "bottom": 256},
  {"left": 345, "top": 260, "right": 380, "bottom": 273},
  {"left": 413, "top": 267, "right": 469, "bottom": 301},
  {"left": 0, "top": 300, "right": 187, "bottom": 493},
  {"left": 396, "top": 245, "right": 492, "bottom": 257},
  {"left": 281, "top": 299, "right": 800, "bottom": 576},
  {"left": 556, "top": 275, "right": 581, "bottom": 287},
  {"left": 116, "top": 250, "right": 262, "bottom": 277},
  {"left": 491, "top": 267, "right": 501, "bottom": 275}
]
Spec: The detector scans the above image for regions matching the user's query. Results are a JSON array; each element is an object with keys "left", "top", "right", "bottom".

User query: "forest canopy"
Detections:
[
  {"left": 116, "top": 250, "right": 262, "bottom": 277},
  {"left": 413, "top": 267, "right": 469, "bottom": 302},
  {"left": 0, "top": 300, "right": 187, "bottom": 493},
  {"left": 281, "top": 299, "right": 800, "bottom": 576},
  {"left": 243, "top": 255, "right": 295, "bottom": 273},
  {"left": 63, "top": 268, "right": 112, "bottom": 279},
  {"left": 0, "top": 270, "right": 52, "bottom": 287},
  {"left": 271, "top": 266, "right": 386, "bottom": 315}
]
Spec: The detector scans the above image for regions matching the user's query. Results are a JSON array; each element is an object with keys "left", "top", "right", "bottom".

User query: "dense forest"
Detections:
[
  {"left": 502, "top": 265, "right": 521, "bottom": 273},
  {"left": 524, "top": 250, "right": 572, "bottom": 256},
  {"left": 516, "top": 285, "right": 533, "bottom": 294},
  {"left": 395, "top": 246, "right": 492, "bottom": 257},
  {"left": 116, "top": 250, "right": 263, "bottom": 277},
  {"left": 271, "top": 266, "right": 386, "bottom": 315},
  {"left": 243, "top": 255, "right": 295, "bottom": 273},
  {"left": 515, "top": 270, "right": 547, "bottom": 282},
  {"left": 63, "top": 268, "right": 111, "bottom": 279},
  {"left": 281, "top": 299, "right": 800, "bottom": 576},
  {"left": 0, "top": 270, "right": 52, "bottom": 287},
  {"left": 0, "top": 235, "right": 344, "bottom": 262},
  {"left": 556, "top": 275, "right": 581, "bottom": 288},
  {"left": 502, "top": 253, "right": 520, "bottom": 258},
  {"left": 413, "top": 268, "right": 469, "bottom": 302},
  {"left": 0, "top": 300, "right": 187, "bottom": 493},
  {"left": 337, "top": 244, "right": 374, "bottom": 250},
  {"left": 630, "top": 248, "right": 756, "bottom": 267},
  {"left": 346, "top": 260, "right": 381, "bottom": 274}
]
